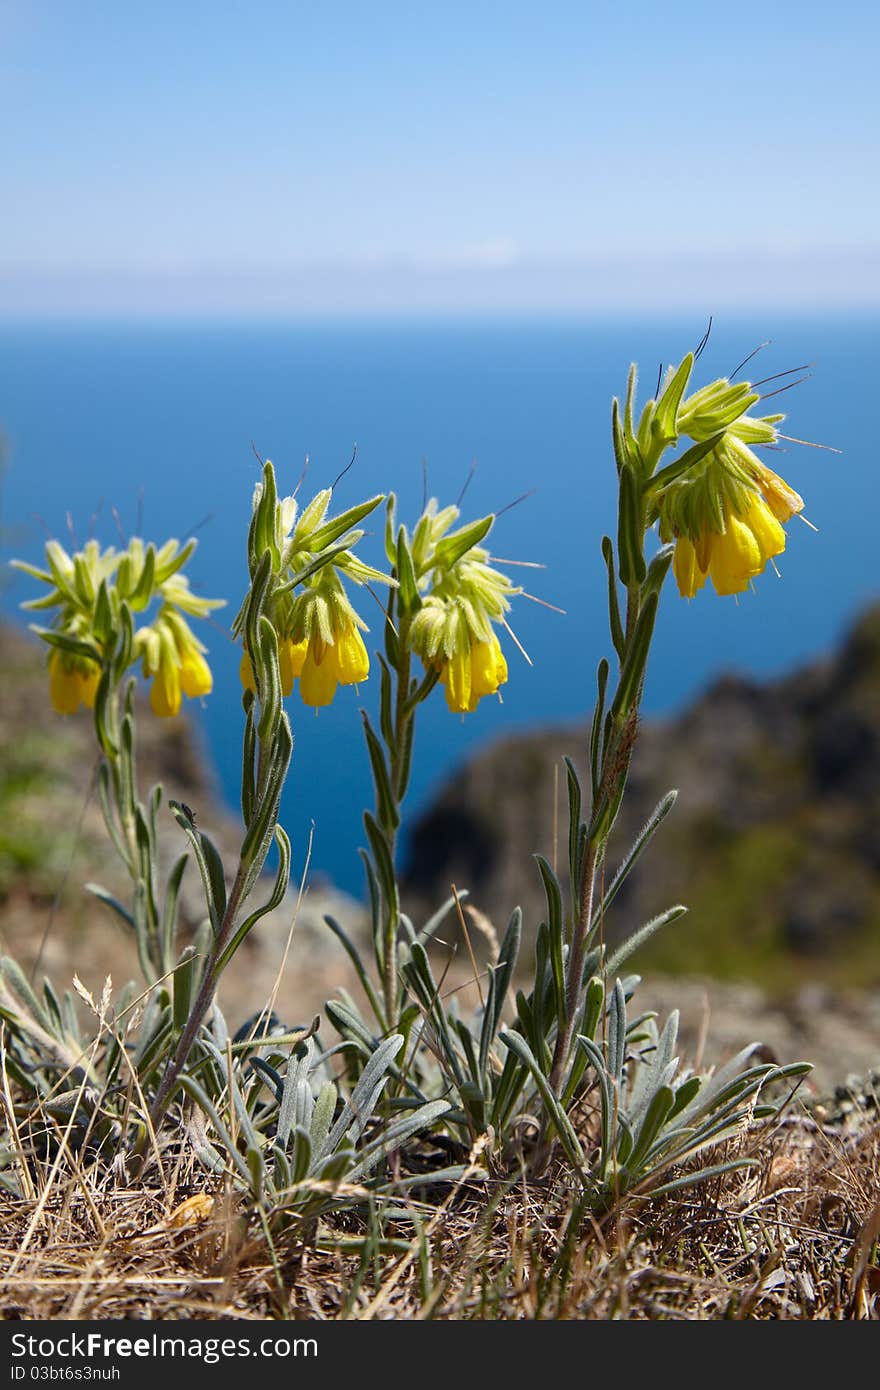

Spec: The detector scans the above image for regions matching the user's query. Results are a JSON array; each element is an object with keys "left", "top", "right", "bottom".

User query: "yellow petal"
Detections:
[
  {"left": 240, "top": 649, "right": 257, "bottom": 693},
  {"left": 470, "top": 640, "right": 500, "bottom": 698},
  {"left": 672, "top": 536, "right": 708, "bottom": 599},
  {"left": 150, "top": 665, "right": 182, "bottom": 717},
  {"left": 279, "top": 638, "right": 309, "bottom": 695},
  {"left": 744, "top": 495, "right": 786, "bottom": 565},
  {"left": 442, "top": 646, "right": 472, "bottom": 713},
  {"left": 709, "top": 515, "right": 762, "bottom": 596},
  {"left": 49, "top": 652, "right": 81, "bottom": 714},
  {"left": 493, "top": 635, "right": 508, "bottom": 687},
  {"left": 754, "top": 462, "right": 804, "bottom": 522},
  {"left": 333, "top": 626, "right": 370, "bottom": 685},
  {"left": 299, "top": 641, "right": 338, "bottom": 707},
  {"left": 180, "top": 649, "right": 213, "bottom": 699}
]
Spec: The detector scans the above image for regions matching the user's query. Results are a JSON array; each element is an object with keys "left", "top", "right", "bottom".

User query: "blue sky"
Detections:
[{"left": 1, "top": 0, "right": 877, "bottom": 314}]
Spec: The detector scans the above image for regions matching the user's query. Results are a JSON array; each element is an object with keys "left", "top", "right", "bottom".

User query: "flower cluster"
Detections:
[
  {"left": 408, "top": 501, "right": 519, "bottom": 713},
  {"left": 650, "top": 372, "right": 807, "bottom": 598},
  {"left": 14, "top": 536, "right": 223, "bottom": 717},
  {"left": 238, "top": 477, "right": 386, "bottom": 708}
]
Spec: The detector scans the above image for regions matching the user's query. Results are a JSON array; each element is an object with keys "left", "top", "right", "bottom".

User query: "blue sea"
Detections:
[{"left": 1, "top": 317, "right": 877, "bottom": 896}]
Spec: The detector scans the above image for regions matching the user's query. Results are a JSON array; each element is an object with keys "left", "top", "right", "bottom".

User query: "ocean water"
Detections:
[{"left": 1, "top": 316, "right": 877, "bottom": 895}]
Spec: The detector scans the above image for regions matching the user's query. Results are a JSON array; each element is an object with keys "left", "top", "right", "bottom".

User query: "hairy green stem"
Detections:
[
  {"left": 141, "top": 859, "right": 248, "bottom": 1143},
  {"left": 381, "top": 612, "right": 412, "bottom": 1026}
]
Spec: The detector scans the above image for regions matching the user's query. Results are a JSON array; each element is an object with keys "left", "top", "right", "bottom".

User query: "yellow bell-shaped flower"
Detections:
[{"left": 48, "top": 649, "right": 100, "bottom": 715}]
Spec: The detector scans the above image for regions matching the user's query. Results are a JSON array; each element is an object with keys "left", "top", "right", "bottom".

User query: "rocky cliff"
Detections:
[{"left": 404, "top": 604, "right": 880, "bottom": 992}]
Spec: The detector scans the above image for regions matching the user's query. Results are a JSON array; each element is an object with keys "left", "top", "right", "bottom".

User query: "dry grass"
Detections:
[{"left": 1, "top": 1098, "right": 877, "bottom": 1321}]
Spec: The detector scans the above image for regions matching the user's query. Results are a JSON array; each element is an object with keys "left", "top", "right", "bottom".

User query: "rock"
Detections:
[{"left": 403, "top": 603, "right": 880, "bottom": 993}]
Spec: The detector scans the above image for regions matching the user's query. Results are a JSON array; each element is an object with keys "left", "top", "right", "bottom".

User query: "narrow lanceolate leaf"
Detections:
[
  {"left": 172, "top": 945, "right": 199, "bottom": 1034},
  {"left": 590, "top": 791, "right": 677, "bottom": 936},
  {"left": 601, "top": 537, "right": 625, "bottom": 662},
  {"left": 363, "top": 811, "right": 399, "bottom": 921},
  {"left": 324, "top": 1033, "right": 404, "bottom": 1155},
  {"left": 347, "top": 1099, "right": 452, "bottom": 1182},
  {"left": 170, "top": 800, "right": 227, "bottom": 934},
  {"left": 647, "top": 431, "right": 724, "bottom": 497},
  {"left": 651, "top": 352, "right": 693, "bottom": 447},
  {"left": 611, "top": 589, "right": 658, "bottom": 720},
  {"left": 85, "top": 882, "right": 136, "bottom": 930},
  {"left": 255, "top": 615, "right": 282, "bottom": 743},
  {"left": 215, "top": 825, "right": 292, "bottom": 974},
  {"left": 396, "top": 526, "right": 422, "bottom": 615},
  {"left": 322, "top": 915, "right": 385, "bottom": 1026},
  {"left": 431, "top": 514, "right": 494, "bottom": 571},
  {"left": 535, "top": 857, "right": 565, "bottom": 1031},
  {"left": 30, "top": 626, "right": 100, "bottom": 663},
  {"left": 617, "top": 464, "right": 647, "bottom": 587},
  {"left": 644, "top": 1158, "right": 759, "bottom": 1199},
  {"left": 241, "top": 695, "right": 256, "bottom": 824},
  {"left": 361, "top": 711, "right": 400, "bottom": 834},
  {"left": 607, "top": 979, "right": 627, "bottom": 1089},
  {"left": 589, "top": 659, "right": 610, "bottom": 800},
  {"left": 625, "top": 1084, "right": 675, "bottom": 1175},
  {"left": 307, "top": 495, "right": 385, "bottom": 552},
  {"left": 605, "top": 905, "right": 687, "bottom": 976},
  {"left": 160, "top": 845, "right": 189, "bottom": 967},
  {"left": 478, "top": 907, "right": 522, "bottom": 1076},
  {"left": 500, "top": 1030, "right": 585, "bottom": 1171}
]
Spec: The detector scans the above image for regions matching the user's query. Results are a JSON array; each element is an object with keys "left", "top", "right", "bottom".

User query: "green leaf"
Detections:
[
  {"left": 617, "top": 464, "right": 647, "bottom": 587},
  {"left": 651, "top": 353, "right": 693, "bottom": 449},
  {"left": 645, "top": 1157, "right": 758, "bottom": 1199},
  {"left": 478, "top": 907, "right": 522, "bottom": 1076},
  {"left": 307, "top": 495, "right": 384, "bottom": 553},
  {"left": 499, "top": 1030, "right": 584, "bottom": 1171},
  {"left": 30, "top": 626, "right": 100, "bottom": 663},
  {"left": 84, "top": 882, "right": 136, "bottom": 930},
  {"left": 255, "top": 615, "right": 281, "bottom": 743},
  {"left": 170, "top": 800, "right": 226, "bottom": 934},
  {"left": 607, "top": 979, "right": 627, "bottom": 1088},
  {"left": 361, "top": 711, "right": 400, "bottom": 835},
  {"left": 395, "top": 526, "right": 422, "bottom": 615},
  {"left": 215, "top": 825, "right": 291, "bottom": 974},
  {"left": 363, "top": 811, "right": 399, "bottom": 924},
  {"left": 241, "top": 692, "right": 257, "bottom": 825},
  {"left": 591, "top": 791, "right": 677, "bottom": 935},
  {"left": 322, "top": 914, "right": 385, "bottom": 1027},
  {"left": 605, "top": 905, "right": 687, "bottom": 976},
  {"left": 589, "top": 659, "right": 610, "bottom": 801},
  {"left": 431, "top": 514, "right": 493, "bottom": 571},
  {"left": 129, "top": 544, "right": 156, "bottom": 611},
  {"left": 172, "top": 945, "right": 199, "bottom": 1034},
  {"left": 610, "top": 590, "right": 659, "bottom": 721},
  {"left": 601, "top": 537, "right": 625, "bottom": 660},
  {"left": 647, "top": 431, "right": 724, "bottom": 496},
  {"left": 535, "top": 856, "right": 565, "bottom": 1032}
]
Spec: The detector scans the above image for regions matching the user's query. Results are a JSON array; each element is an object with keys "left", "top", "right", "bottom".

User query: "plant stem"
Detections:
[
  {"left": 548, "top": 584, "right": 643, "bottom": 1095},
  {"left": 381, "top": 615, "right": 412, "bottom": 1026},
  {"left": 548, "top": 841, "right": 597, "bottom": 1094},
  {"left": 143, "top": 859, "right": 248, "bottom": 1139}
]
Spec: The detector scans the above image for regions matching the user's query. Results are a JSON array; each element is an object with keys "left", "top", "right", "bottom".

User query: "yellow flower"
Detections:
[
  {"left": 438, "top": 632, "right": 508, "bottom": 713},
  {"left": 48, "top": 649, "right": 100, "bottom": 714},
  {"left": 298, "top": 624, "right": 370, "bottom": 708},
  {"left": 671, "top": 490, "right": 788, "bottom": 598},
  {"left": 240, "top": 637, "right": 308, "bottom": 697},
  {"left": 299, "top": 637, "right": 338, "bottom": 708},
  {"left": 143, "top": 613, "right": 215, "bottom": 718},
  {"left": 749, "top": 460, "right": 805, "bottom": 523}
]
